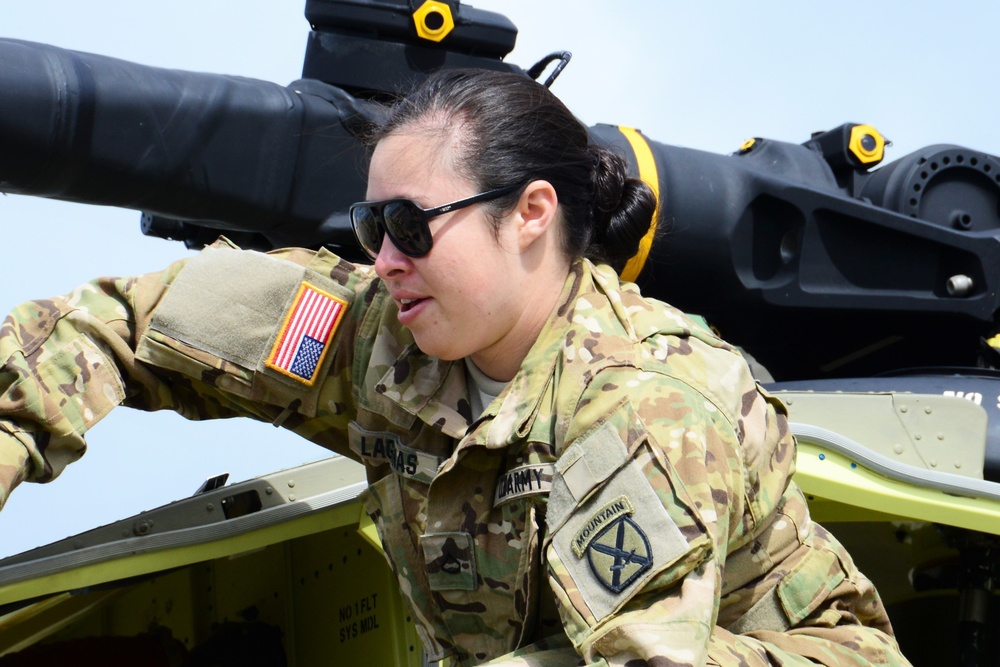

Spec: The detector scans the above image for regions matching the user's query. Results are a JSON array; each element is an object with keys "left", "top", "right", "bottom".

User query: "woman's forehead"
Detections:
[{"left": 368, "top": 129, "right": 466, "bottom": 199}]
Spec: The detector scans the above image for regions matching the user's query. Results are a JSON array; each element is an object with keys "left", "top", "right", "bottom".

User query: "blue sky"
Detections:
[{"left": 1, "top": 1, "right": 998, "bottom": 557}]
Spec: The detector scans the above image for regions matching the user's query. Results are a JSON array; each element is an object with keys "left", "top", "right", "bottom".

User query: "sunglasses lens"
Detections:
[
  {"left": 383, "top": 202, "right": 433, "bottom": 258},
  {"left": 350, "top": 205, "right": 382, "bottom": 259}
]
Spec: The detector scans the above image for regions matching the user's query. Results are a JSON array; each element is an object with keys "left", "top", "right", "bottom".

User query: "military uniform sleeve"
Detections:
[
  {"left": 0, "top": 243, "right": 375, "bottom": 510},
  {"left": 543, "top": 343, "right": 793, "bottom": 666},
  {"left": 0, "top": 265, "right": 177, "bottom": 508}
]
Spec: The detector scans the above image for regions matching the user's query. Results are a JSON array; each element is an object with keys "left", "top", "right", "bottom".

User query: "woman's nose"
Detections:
[{"left": 373, "top": 232, "right": 411, "bottom": 278}]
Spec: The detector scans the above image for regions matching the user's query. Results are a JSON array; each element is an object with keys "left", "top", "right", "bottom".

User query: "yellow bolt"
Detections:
[
  {"left": 848, "top": 124, "right": 885, "bottom": 165},
  {"left": 413, "top": 1, "right": 455, "bottom": 43}
]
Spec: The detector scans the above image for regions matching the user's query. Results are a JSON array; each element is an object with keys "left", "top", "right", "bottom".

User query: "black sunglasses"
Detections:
[{"left": 349, "top": 183, "right": 522, "bottom": 260}]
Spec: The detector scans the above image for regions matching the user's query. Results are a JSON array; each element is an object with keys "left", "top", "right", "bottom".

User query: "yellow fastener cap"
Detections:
[
  {"left": 413, "top": 1, "right": 455, "bottom": 43},
  {"left": 848, "top": 124, "right": 886, "bottom": 165}
]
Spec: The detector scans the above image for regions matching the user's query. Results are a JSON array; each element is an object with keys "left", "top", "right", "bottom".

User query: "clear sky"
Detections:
[{"left": 1, "top": 1, "right": 998, "bottom": 558}]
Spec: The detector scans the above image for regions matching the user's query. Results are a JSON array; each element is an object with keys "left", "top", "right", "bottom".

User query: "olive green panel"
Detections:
[
  {"left": 0, "top": 502, "right": 422, "bottom": 666},
  {"left": 777, "top": 391, "right": 988, "bottom": 479}
]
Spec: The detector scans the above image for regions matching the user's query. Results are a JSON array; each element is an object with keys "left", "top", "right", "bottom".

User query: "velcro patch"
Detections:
[
  {"left": 348, "top": 422, "right": 445, "bottom": 484},
  {"left": 420, "top": 532, "right": 478, "bottom": 591},
  {"left": 266, "top": 282, "right": 347, "bottom": 385},
  {"left": 493, "top": 463, "right": 554, "bottom": 507}
]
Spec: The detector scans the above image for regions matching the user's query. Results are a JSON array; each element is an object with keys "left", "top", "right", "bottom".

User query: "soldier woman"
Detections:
[{"left": 0, "top": 69, "right": 910, "bottom": 666}]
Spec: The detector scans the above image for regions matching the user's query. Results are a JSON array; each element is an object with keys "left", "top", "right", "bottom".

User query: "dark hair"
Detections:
[{"left": 368, "top": 68, "right": 657, "bottom": 273}]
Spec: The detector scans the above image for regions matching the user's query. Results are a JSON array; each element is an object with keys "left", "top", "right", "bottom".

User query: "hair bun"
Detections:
[
  {"left": 589, "top": 145, "right": 629, "bottom": 231},
  {"left": 586, "top": 145, "right": 657, "bottom": 273}
]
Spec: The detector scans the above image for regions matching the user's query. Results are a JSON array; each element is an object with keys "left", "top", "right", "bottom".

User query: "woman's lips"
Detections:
[
  {"left": 397, "top": 296, "right": 429, "bottom": 325},
  {"left": 399, "top": 297, "right": 423, "bottom": 313}
]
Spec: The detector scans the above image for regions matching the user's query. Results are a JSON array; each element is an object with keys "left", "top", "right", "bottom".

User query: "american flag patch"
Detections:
[{"left": 266, "top": 282, "right": 347, "bottom": 385}]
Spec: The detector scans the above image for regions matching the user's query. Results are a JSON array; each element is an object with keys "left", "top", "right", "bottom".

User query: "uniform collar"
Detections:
[
  {"left": 479, "top": 261, "right": 593, "bottom": 449},
  {"left": 374, "top": 350, "right": 471, "bottom": 439}
]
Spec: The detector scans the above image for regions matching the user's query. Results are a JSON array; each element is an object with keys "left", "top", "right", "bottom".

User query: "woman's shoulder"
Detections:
[
  {"left": 574, "top": 261, "right": 737, "bottom": 360},
  {"left": 562, "top": 261, "right": 755, "bottom": 409}
]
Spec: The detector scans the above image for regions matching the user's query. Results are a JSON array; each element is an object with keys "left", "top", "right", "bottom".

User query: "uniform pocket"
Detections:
[
  {"left": 137, "top": 330, "right": 255, "bottom": 398},
  {"left": 776, "top": 545, "right": 846, "bottom": 627},
  {"left": 361, "top": 476, "right": 450, "bottom": 661},
  {"left": 0, "top": 333, "right": 125, "bottom": 433}
]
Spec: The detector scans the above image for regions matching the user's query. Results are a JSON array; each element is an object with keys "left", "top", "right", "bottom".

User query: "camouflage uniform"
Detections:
[{"left": 0, "top": 241, "right": 911, "bottom": 666}]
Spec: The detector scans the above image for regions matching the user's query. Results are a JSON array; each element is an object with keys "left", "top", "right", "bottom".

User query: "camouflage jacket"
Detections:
[{"left": 0, "top": 242, "right": 902, "bottom": 666}]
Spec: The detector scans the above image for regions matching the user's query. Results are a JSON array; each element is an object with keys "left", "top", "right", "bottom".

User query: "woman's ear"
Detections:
[{"left": 514, "top": 180, "right": 559, "bottom": 252}]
